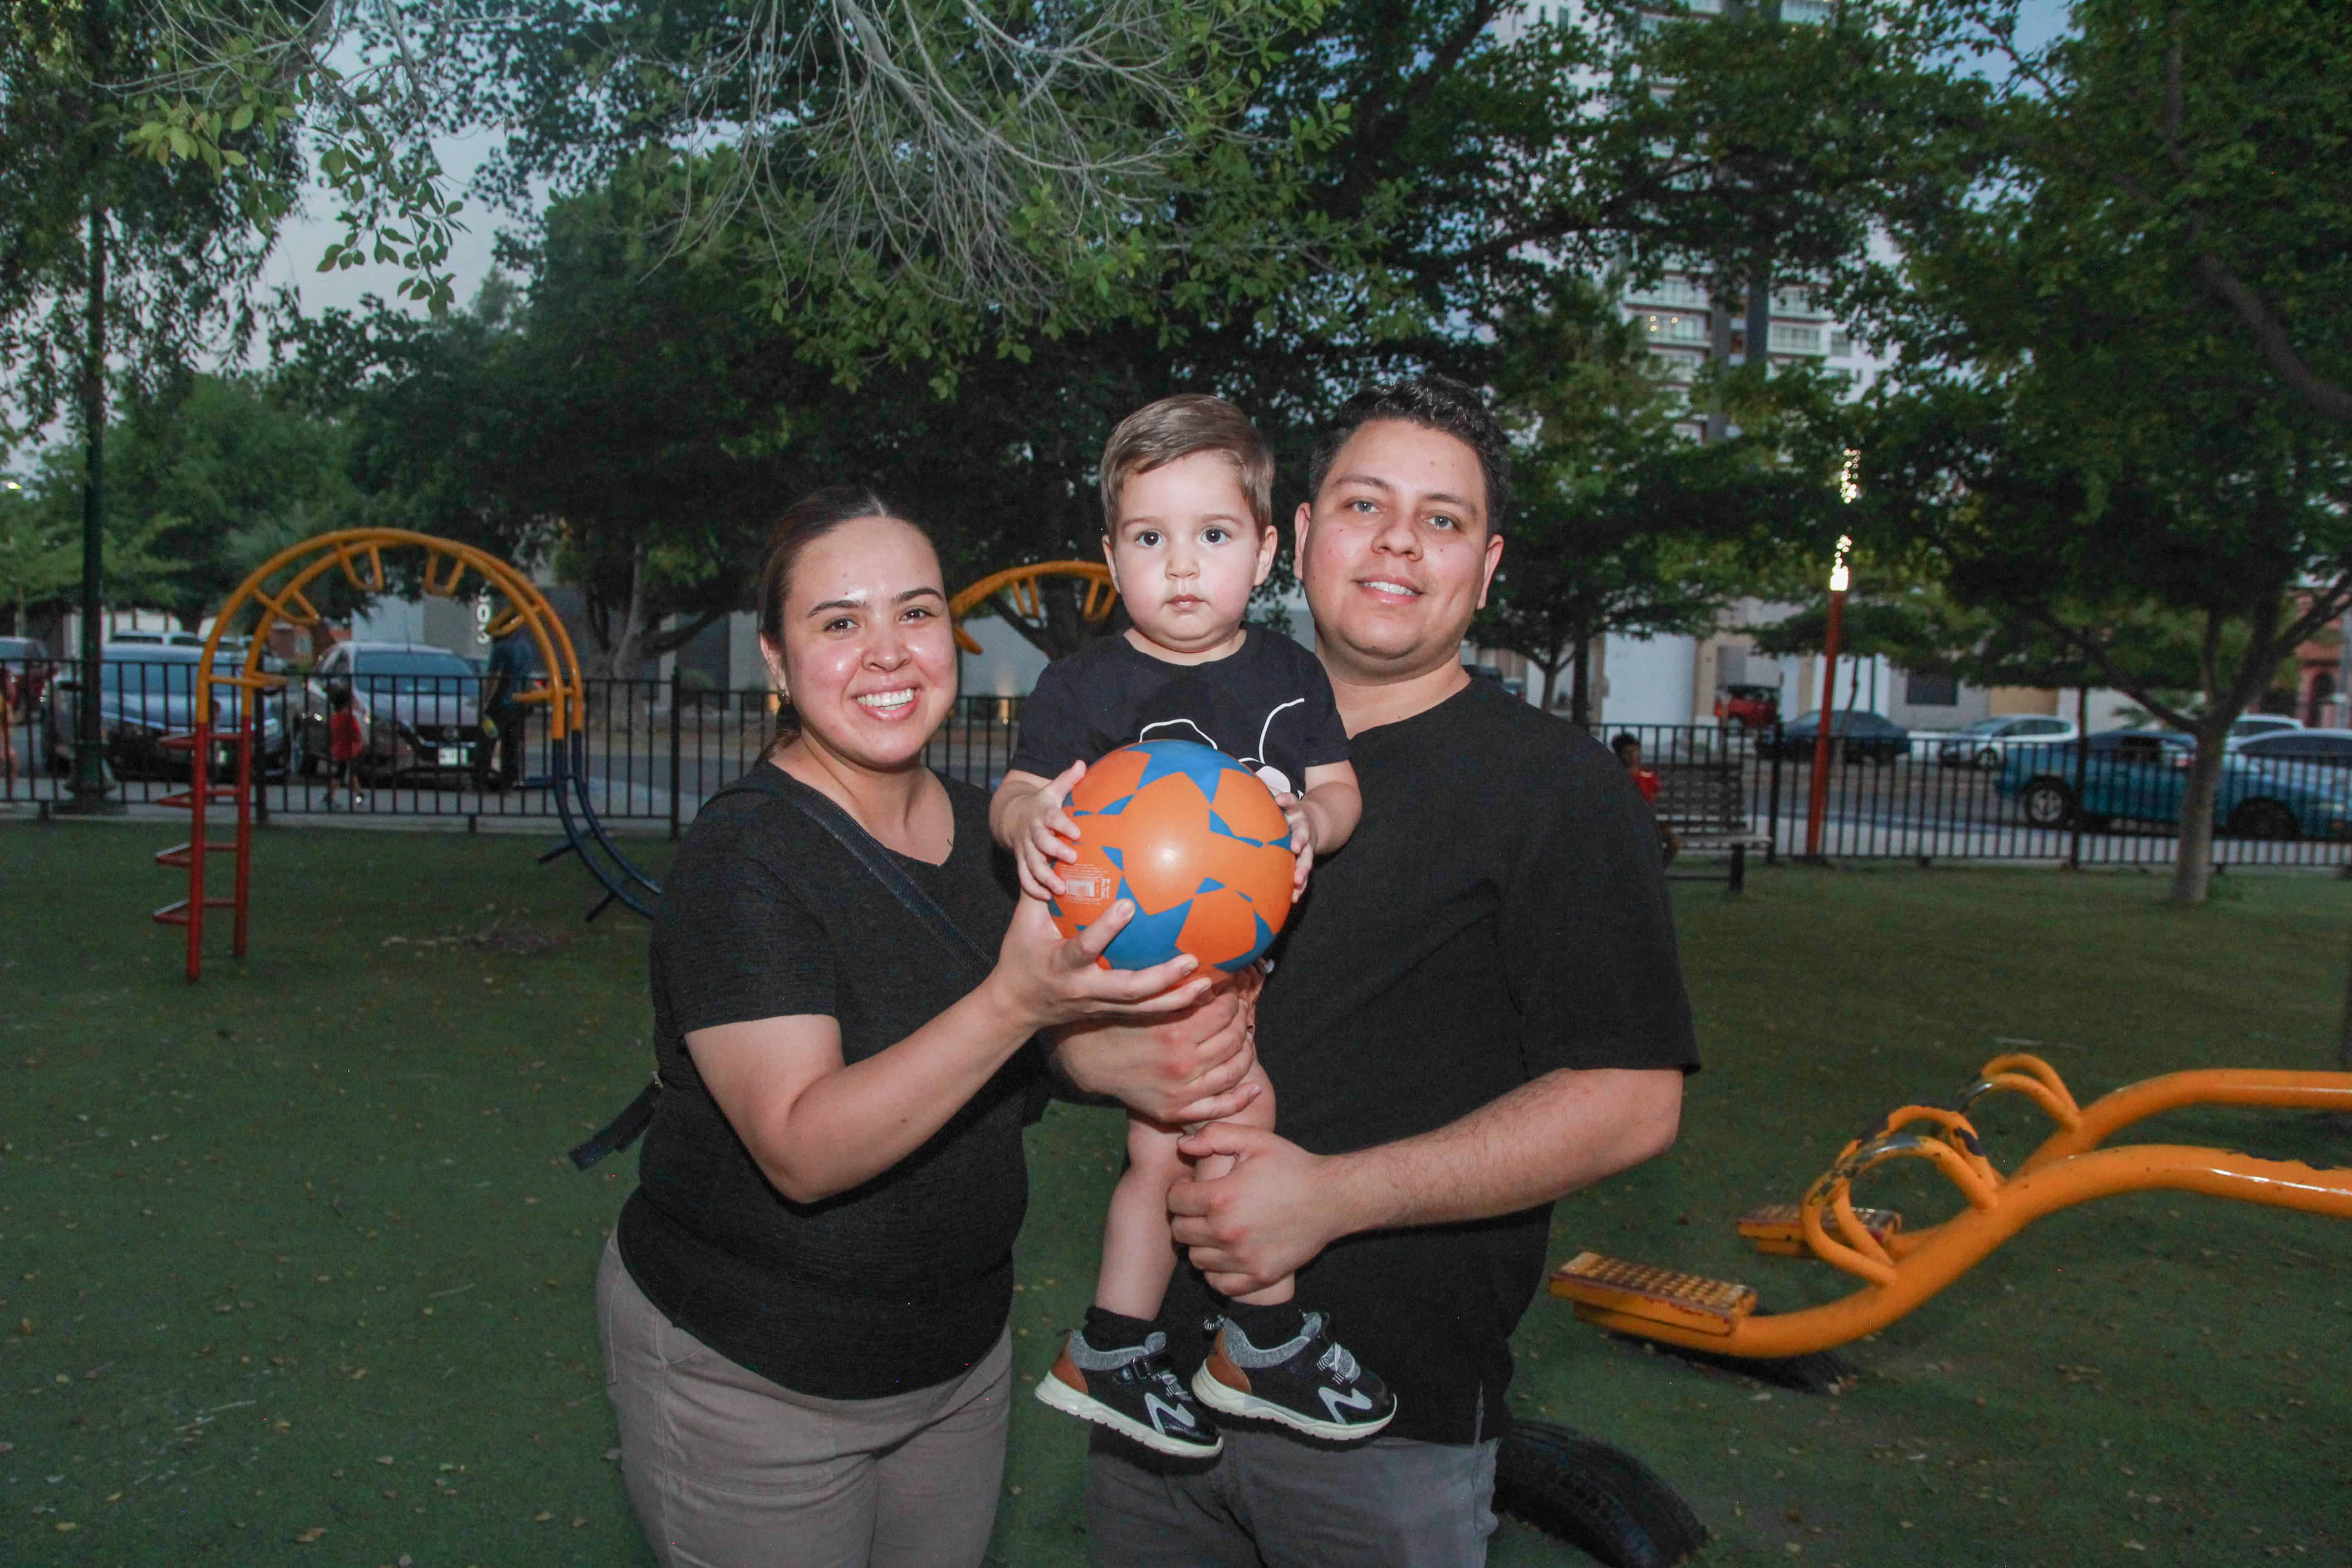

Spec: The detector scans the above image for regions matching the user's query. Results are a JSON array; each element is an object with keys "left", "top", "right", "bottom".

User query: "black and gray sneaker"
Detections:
[
  {"left": 1190, "top": 1311, "right": 1396, "bottom": 1441},
  {"left": 1035, "top": 1329, "right": 1222, "bottom": 1458}
]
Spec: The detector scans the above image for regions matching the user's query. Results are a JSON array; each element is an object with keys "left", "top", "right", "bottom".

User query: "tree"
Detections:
[
  {"left": 79, "top": 374, "right": 357, "bottom": 629},
  {"left": 1639, "top": 0, "right": 2352, "bottom": 905},
  {"left": 1900, "top": 1, "right": 2352, "bottom": 430},
  {"left": 0, "top": 479, "right": 79, "bottom": 633},
  {"left": 11, "top": 443, "right": 187, "bottom": 620},
  {"left": 1853, "top": 371, "right": 2351, "bottom": 906}
]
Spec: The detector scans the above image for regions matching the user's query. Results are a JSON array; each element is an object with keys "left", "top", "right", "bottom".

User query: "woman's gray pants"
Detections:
[{"left": 598, "top": 1235, "right": 1011, "bottom": 1568}]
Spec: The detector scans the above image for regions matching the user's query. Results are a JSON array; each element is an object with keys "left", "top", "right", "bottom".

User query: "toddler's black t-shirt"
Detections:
[{"left": 1008, "top": 626, "right": 1349, "bottom": 797}]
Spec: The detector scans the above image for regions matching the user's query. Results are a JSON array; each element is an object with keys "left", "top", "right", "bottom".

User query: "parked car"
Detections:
[
  {"left": 1936, "top": 714, "right": 2080, "bottom": 770},
  {"left": 1713, "top": 682, "right": 1781, "bottom": 732},
  {"left": 1753, "top": 709, "right": 1912, "bottom": 764},
  {"left": 2234, "top": 730, "right": 2352, "bottom": 770},
  {"left": 1997, "top": 729, "right": 2352, "bottom": 840},
  {"left": 44, "top": 645, "right": 292, "bottom": 780},
  {"left": 2229, "top": 714, "right": 2303, "bottom": 742},
  {"left": 296, "top": 642, "right": 490, "bottom": 785}
]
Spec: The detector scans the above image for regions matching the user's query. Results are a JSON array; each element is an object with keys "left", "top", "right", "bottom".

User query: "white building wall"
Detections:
[
  {"left": 351, "top": 597, "right": 426, "bottom": 645},
  {"left": 1597, "top": 632, "right": 1698, "bottom": 726},
  {"left": 959, "top": 615, "right": 1053, "bottom": 701}
]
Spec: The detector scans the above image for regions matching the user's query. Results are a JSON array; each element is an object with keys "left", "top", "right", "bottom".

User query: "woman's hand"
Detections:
[{"left": 989, "top": 891, "right": 1216, "bottom": 1031}]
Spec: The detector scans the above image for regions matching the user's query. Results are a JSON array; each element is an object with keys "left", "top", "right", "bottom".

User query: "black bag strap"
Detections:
[
  {"left": 568, "top": 1079, "right": 659, "bottom": 1170},
  {"left": 776, "top": 775, "right": 995, "bottom": 971},
  {"left": 571, "top": 765, "right": 996, "bottom": 1170}
]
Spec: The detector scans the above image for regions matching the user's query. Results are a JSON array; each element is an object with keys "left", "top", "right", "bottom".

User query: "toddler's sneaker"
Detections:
[
  {"left": 1191, "top": 1311, "right": 1396, "bottom": 1441},
  {"left": 1035, "top": 1329, "right": 1222, "bottom": 1458}
]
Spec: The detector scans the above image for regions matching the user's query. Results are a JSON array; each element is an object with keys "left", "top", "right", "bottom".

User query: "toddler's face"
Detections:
[{"left": 1104, "top": 451, "right": 1277, "bottom": 660}]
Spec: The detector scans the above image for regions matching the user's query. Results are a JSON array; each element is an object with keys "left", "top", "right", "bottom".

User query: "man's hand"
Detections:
[
  {"left": 1167, "top": 1123, "right": 1345, "bottom": 1297},
  {"left": 1053, "top": 988, "right": 1260, "bottom": 1126}
]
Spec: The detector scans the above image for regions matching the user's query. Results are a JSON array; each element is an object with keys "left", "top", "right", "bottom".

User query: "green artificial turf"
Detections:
[{"left": 3, "top": 823, "right": 2348, "bottom": 1566}]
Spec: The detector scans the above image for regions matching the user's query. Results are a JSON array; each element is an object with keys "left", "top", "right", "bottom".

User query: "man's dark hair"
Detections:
[
  {"left": 1306, "top": 374, "right": 1512, "bottom": 534},
  {"left": 1610, "top": 732, "right": 1641, "bottom": 760}
]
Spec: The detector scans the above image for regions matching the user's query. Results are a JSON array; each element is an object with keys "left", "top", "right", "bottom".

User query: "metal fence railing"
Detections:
[
  {"left": 0, "top": 657, "right": 1031, "bottom": 834},
  {"left": 8, "top": 657, "right": 2350, "bottom": 870},
  {"left": 1595, "top": 719, "right": 2352, "bottom": 871}
]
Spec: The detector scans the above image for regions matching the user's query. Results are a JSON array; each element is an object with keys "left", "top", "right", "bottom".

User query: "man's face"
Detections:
[
  {"left": 1295, "top": 419, "right": 1504, "bottom": 682},
  {"left": 1618, "top": 743, "right": 1642, "bottom": 772}
]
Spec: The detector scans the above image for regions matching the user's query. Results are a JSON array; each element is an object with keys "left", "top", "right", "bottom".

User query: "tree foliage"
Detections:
[{"left": 0, "top": 0, "right": 297, "bottom": 449}]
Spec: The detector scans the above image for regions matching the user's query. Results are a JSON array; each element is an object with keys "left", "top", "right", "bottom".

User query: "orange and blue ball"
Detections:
[{"left": 1047, "top": 739, "right": 1294, "bottom": 973}]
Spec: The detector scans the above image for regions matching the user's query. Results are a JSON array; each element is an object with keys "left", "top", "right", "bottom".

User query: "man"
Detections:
[
  {"left": 1083, "top": 376, "right": 1698, "bottom": 1564},
  {"left": 480, "top": 626, "right": 534, "bottom": 789}
]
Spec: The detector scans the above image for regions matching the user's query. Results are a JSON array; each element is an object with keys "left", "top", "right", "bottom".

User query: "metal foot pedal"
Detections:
[
  {"left": 1737, "top": 1202, "right": 1901, "bottom": 1257},
  {"left": 1548, "top": 1252, "right": 1756, "bottom": 1337}
]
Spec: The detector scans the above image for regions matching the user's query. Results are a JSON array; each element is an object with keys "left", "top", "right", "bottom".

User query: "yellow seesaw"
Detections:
[{"left": 1550, "top": 1054, "right": 2352, "bottom": 1358}]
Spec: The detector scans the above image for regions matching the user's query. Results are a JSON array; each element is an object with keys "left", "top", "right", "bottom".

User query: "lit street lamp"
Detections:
[{"left": 1805, "top": 449, "right": 1862, "bottom": 858}]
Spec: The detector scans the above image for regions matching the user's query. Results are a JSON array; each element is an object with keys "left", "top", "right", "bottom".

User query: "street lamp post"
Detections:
[
  {"left": 1804, "top": 448, "right": 1862, "bottom": 859},
  {"left": 59, "top": 198, "right": 118, "bottom": 813},
  {"left": 1803, "top": 538, "right": 1850, "bottom": 858}
]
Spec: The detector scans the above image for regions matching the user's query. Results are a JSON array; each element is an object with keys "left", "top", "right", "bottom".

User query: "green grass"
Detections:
[{"left": 4, "top": 824, "right": 2348, "bottom": 1566}]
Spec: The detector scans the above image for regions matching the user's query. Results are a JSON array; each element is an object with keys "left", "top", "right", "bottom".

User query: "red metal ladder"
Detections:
[{"left": 153, "top": 718, "right": 253, "bottom": 983}]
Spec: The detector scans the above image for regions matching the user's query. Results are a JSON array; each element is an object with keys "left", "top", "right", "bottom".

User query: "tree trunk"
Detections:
[
  {"left": 2168, "top": 724, "right": 2230, "bottom": 906},
  {"left": 1568, "top": 639, "right": 1592, "bottom": 728},
  {"left": 1534, "top": 653, "right": 1566, "bottom": 713},
  {"left": 605, "top": 545, "right": 652, "bottom": 680}
]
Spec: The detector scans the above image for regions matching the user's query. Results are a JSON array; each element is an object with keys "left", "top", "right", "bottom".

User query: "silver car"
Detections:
[
  {"left": 297, "top": 642, "right": 490, "bottom": 785},
  {"left": 1936, "top": 714, "right": 2079, "bottom": 770}
]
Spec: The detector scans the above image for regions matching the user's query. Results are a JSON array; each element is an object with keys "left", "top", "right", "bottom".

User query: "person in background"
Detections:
[
  {"left": 0, "top": 662, "right": 19, "bottom": 796},
  {"left": 481, "top": 626, "right": 534, "bottom": 789},
  {"left": 327, "top": 683, "right": 367, "bottom": 809},
  {"left": 1612, "top": 732, "right": 1679, "bottom": 866}
]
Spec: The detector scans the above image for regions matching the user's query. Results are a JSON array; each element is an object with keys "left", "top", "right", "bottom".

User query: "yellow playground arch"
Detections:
[
  {"left": 166, "top": 529, "right": 653, "bottom": 980},
  {"left": 164, "top": 546, "right": 1118, "bottom": 980},
  {"left": 947, "top": 559, "right": 1117, "bottom": 653}
]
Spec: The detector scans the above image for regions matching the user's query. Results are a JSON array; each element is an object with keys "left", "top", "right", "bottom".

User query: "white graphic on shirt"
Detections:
[{"left": 1135, "top": 697, "right": 1307, "bottom": 798}]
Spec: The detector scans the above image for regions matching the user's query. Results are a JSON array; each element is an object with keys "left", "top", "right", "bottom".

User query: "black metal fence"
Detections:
[
  {"left": 0, "top": 657, "right": 1025, "bottom": 832},
  {"left": 1599, "top": 720, "right": 2352, "bottom": 871},
  {"left": 8, "top": 657, "right": 2349, "bottom": 871}
]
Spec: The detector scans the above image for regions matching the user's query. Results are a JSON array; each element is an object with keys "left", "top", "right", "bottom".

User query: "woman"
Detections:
[{"left": 598, "top": 487, "right": 1258, "bottom": 1568}]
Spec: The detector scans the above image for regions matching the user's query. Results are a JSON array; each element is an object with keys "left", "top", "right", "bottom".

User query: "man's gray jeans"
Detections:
[{"left": 1084, "top": 1425, "right": 1499, "bottom": 1567}]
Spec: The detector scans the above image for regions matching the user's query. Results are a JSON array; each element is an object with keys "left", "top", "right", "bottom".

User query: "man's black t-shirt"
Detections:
[
  {"left": 617, "top": 766, "right": 1035, "bottom": 1400},
  {"left": 1009, "top": 627, "right": 1349, "bottom": 798},
  {"left": 1155, "top": 678, "right": 1700, "bottom": 1446}
]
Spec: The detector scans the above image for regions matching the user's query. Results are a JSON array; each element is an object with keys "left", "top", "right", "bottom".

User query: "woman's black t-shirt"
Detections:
[{"left": 616, "top": 765, "right": 1032, "bottom": 1400}]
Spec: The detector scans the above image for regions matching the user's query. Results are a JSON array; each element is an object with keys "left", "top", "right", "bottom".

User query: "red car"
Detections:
[{"left": 1714, "top": 682, "right": 1780, "bottom": 732}]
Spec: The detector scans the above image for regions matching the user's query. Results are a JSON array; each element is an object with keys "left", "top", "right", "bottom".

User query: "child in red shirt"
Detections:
[
  {"left": 327, "top": 683, "right": 367, "bottom": 808},
  {"left": 1612, "top": 731, "right": 1679, "bottom": 864}
]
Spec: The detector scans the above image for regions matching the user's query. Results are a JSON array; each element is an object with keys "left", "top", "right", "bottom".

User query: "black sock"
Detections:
[
  {"left": 1081, "top": 1306, "right": 1156, "bottom": 1352},
  {"left": 1227, "top": 1300, "right": 1307, "bottom": 1347}
]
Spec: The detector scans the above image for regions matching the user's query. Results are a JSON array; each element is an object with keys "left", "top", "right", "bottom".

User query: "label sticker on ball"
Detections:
[{"left": 1063, "top": 864, "right": 1115, "bottom": 902}]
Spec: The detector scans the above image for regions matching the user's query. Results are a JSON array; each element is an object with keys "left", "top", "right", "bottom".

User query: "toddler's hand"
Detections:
[
  {"left": 1276, "top": 791, "right": 1314, "bottom": 902},
  {"left": 1011, "top": 760, "right": 1088, "bottom": 902}
]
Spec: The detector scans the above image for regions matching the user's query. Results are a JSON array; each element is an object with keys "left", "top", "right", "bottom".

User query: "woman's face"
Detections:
[{"left": 764, "top": 515, "right": 958, "bottom": 774}]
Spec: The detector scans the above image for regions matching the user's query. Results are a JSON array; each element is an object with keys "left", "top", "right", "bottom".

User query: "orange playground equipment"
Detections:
[
  {"left": 947, "top": 559, "right": 1117, "bottom": 652},
  {"left": 165, "top": 529, "right": 660, "bottom": 980},
  {"left": 1551, "top": 1054, "right": 2352, "bottom": 1359}
]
